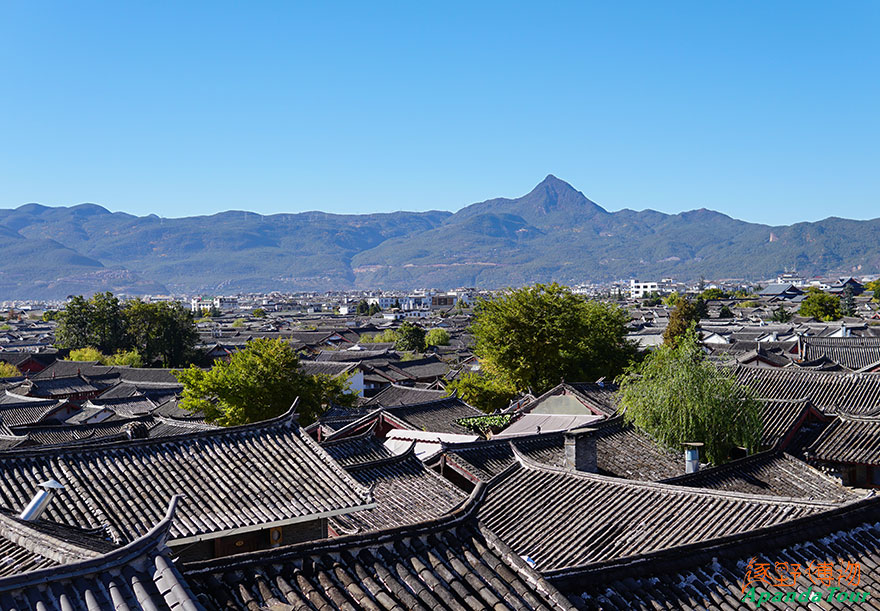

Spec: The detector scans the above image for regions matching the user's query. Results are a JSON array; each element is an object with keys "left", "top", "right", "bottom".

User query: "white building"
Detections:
[{"left": 629, "top": 280, "right": 659, "bottom": 299}]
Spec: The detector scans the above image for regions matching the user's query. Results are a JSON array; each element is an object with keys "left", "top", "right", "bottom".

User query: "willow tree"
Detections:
[{"left": 617, "top": 326, "right": 762, "bottom": 464}]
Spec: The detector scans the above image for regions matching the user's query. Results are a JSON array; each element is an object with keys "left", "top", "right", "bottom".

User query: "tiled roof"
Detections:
[
  {"left": 182, "top": 485, "right": 573, "bottom": 610},
  {"left": 553, "top": 496, "right": 880, "bottom": 610},
  {"left": 330, "top": 446, "right": 468, "bottom": 533},
  {"left": 808, "top": 413, "right": 880, "bottom": 465},
  {"left": 319, "top": 422, "right": 395, "bottom": 466},
  {"left": 0, "top": 497, "right": 203, "bottom": 610},
  {"left": 0, "top": 405, "right": 372, "bottom": 544},
  {"left": 663, "top": 450, "right": 864, "bottom": 502},
  {"left": 732, "top": 364, "right": 880, "bottom": 413},
  {"left": 385, "top": 396, "right": 482, "bottom": 434},
  {"left": 443, "top": 416, "right": 685, "bottom": 482},
  {"left": 364, "top": 383, "right": 447, "bottom": 406},
  {"left": 478, "top": 453, "right": 839, "bottom": 572},
  {"left": 802, "top": 335, "right": 880, "bottom": 370}
]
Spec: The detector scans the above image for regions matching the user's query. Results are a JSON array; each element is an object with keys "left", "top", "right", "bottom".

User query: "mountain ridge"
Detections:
[{"left": 2, "top": 176, "right": 879, "bottom": 299}]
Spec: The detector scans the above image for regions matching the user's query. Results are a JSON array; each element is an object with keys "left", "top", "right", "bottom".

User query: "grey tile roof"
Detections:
[
  {"left": 802, "top": 335, "right": 880, "bottom": 370},
  {"left": 808, "top": 412, "right": 880, "bottom": 465},
  {"left": 385, "top": 396, "right": 482, "bottom": 434},
  {"left": 319, "top": 423, "right": 395, "bottom": 467},
  {"left": 364, "top": 383, "right": 447, "bottom": 406},
  {"left": 330, "top": 446, "right": 468, "bottom": 534},
  {"left": 442, "top": 416, "right": 686, "bottom": 482},
  {"left": 732, "top": 364, "right": 880, "bottom": 413},
  {"left": 663, "top": 450, "right": 864, "bottom": 502},
  {"left": 478, "top": 453, "right": 841, "bottom": 573},
  {"left": 182, "top": 485, "right": 573, "bottom": 610},
  {"left": 553, "top": 496, "right": 880, "bottom": 610},
  {"left": 0, "top": 497, "right": 204, "bottom": 610},
  {"left": 0, "top": 405, "right": 372, "bottom": 544}
]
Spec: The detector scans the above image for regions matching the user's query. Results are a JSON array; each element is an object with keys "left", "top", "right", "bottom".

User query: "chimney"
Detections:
[
  {"left": 564, "top": 427, "right": 597, "bottom": 472},
  {"left": 19, "top": 480, "right": 64, "bottom": 521},
  {"left": 683, "top": 442, "right": 703, "bottom": 474}
]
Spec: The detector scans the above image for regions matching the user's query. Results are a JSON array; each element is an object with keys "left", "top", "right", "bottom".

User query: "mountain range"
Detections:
[{"left": 2, "top": 175, "right": 879, "bottom": 299}]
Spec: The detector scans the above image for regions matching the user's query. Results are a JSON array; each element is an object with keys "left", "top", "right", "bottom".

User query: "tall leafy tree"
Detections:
[
  {"left": 174, "top": 338, "right": 354, "bottom": 426},
  {"left": 799, "top": 287, "right": 842, "bottom": 321},
  {"left": 125, "top": 300, "right": 198, "bottom": 367},
  {"left": 617, "top": 327, "right": 762, "bottom": 464},
  {"left": 841, "top": 285, "right": 856, "bottom": 317},
  {"left": 395, "top": 321, "right": 426, "bottom": 352},
  {"left": 663, "top": 298, "right": 699, "bottom": 346},
  {"left": 470, "top": 283, "right": 636, "bottom": 394},
  {"left": 55, "top": 296, "right": 94, "bottom": 349}
]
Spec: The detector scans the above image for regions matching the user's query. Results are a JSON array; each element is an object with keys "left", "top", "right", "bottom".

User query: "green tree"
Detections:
[
  {"left": 694, "top": 296, "right": 709, "bottom": 320},
  {"left": 0, "top": 361, "right": 21, "bottom": 377},
  {"left": 126, "top": 300, "right": 198, "bottom": 367},
  {"left": 356, "top": 300, "right": 370, "bottom": 315},
  {"left": 89, "top": 292, "right": 127, "bottom": 354},
  {"left": 231, "top": 318, "right": 246, "bottom": 328},
  {"left": 799, "top": 287, "right": 842, "bottom": 321},
  {"left": 368, "top": 303, "right": 381, "bottom": 316},
  {"left": 700, "top": 288, "right": 728, "bottom": 300},
  {"left": 661, "top": 292, "right": 680, "bottom": 308},
  {"left": 841, "top": 285, "right": 856, "bottom": 317},
  {"left": 68, "top": 347, "right": 104, "bottom": 362},
  {"left": 395, "top": 321, "right": 426, "bottom": 352},
  {"left": 445, "top": 371, "right": 517, "bottom": 414},
  {"left": 617, "top": 327, "right": 762, "bottom": 464},
  {"left": 642, "top": 292, "right": 662, "bottom": 307},
  {"left": 663, "top": 299, "right": 699, "bottom": 346},
  {"left": 770, "top": 305, "right": 793, "bottom": 323},
  {"left": 718, "top": 305, "right": 734, "bottom": 319},
  {"left": 425, "top": 328, "right": 450, "bottom": 347},
  {"left": 56, "top": 296, "right": 94, "bottom": 349},
  {"left": 104, "top": 349, "right": 144, "bottom": 367},
  {"left": 42, "top": 310, "right": 59, "bottom": 322},
  {"left": 470, "top": 283, "right": 636, "bottom": 394},
  {"left": 174, "top": 338, "right": 354, "bottom": 426},
  {"left": 252, "top": 308, "right": 266, "bottom": 318},
  {"left": 865, "top": 280, "right": 880, "bottom": 303}
]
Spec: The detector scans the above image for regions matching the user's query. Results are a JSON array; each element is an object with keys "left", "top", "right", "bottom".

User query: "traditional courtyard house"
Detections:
[
  {"left": 758, "top": 283, "right": 804, "bottom": 300},
  {"left": 495, "top": 383, "right": 608, "bottom": 438},
  {"left": 15, "top": 374, "right": 110, "bottom": 402},
  {"left": 0, "top": 405, "right": 374, "bottom": 561}
]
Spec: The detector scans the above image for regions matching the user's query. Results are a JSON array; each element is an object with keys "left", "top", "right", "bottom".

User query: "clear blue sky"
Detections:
[{"left": 1, "top": 2, "right": 877, "bottom": 225}]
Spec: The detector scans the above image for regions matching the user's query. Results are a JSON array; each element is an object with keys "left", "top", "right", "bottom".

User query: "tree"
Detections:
[
  {"left": 718, "top": 305, "right": 734, "bottom": 319},
  {"left": 89, "top": 292, "right": 127, "bottom": 354},
  {"left": 104, "top": 349, "right": 144, "bottom": 367},
  {"left": 617, "top": 327, "right": 762, "bottom": 464},
  {"left": 368, "top": 303, "right": 381, "bottom": 316},
  {"left": 252, "top": 308, "right": 266, "bottom": 318},
  {"left": 661, "top": 292, "right": 680, "bottom": 308},
  {"left": 232, "top": 318, "right": 246, "bottom": 328},
  {"left": 174, "top": 338, "right": 354, "bottom": 426},
  {"left": 865, "top": 280, "right": 880, "bottom": 303},
  {"left": 425, "top": 328, "right": 450, "bottom": 347},
  {"left": 642, "top": 292, "right": 662, "bottom": 307},
  {"left": 470, "top": 283, "right": 636, "bottom": 394},
  {"left": 799, "top": 287, "right": 842, "bottom": 321},
  {"left": 445, "top": 372, "right": 517, "bottom": 414},
  {"left": 125, "top": 300, "right": 198, "bottom": 367},
  {"left": 841, "top": 285, "right": 856, "bottom": 317},
  {"left": 68, "top": 347, "right": 104, "bottom": 362},
  {"left": 356, "top": 300, "right": 370, "bottom": 315},
  {"left": 56, "top": 296, "right": 93, "bottom": 349},
  {"left": 663, "top": 299, "right": 699, "bottom": 346},
  {"left": 693, "top": 296, "right": 709, "bottom": 320},
  {"left": 770, "top": 305, "right": 793, "bottom": 323},
  {"left": 0, "top": 362, "right": 21, "bottom": 378},
  {"left": 700, "top": 288, "right": 728, "bottom": 300},
  {"left": 395, "top": 321, "right": 426, "bottom": 352}
]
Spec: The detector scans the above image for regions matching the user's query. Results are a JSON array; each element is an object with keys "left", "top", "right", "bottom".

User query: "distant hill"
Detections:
[{"left": 3, "top": 175, "right": 880, "bottom": 298}]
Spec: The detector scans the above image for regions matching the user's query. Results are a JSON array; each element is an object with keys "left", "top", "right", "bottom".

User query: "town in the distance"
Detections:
[{"left": 1, "top": 270, "right": 878, "bottom": 609}]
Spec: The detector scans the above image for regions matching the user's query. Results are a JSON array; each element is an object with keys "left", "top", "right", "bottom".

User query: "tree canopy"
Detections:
[
  {"left": 395, "top": 321, "right": 426, "bottom": 352},
  {"left": 174, "top": 338, "right": 354, "bottom": 426},
  {"left": 56, "top": 293, "right": 198, "bottom": 367},
  {"left": 425, "top": 328, "right": 450, "bottom": 347},
  {"left": 663, "top": 298, "right": 700, "bottom": 346},
  {"left": 617, "top": 327, "right": 762, "bottom": 464},
  {"left": 470, "top": 283, "right": 636, "bottom": 394},
  {"left": 798, "top": 287, "right": 842, "bottom": 321},
  {"left": 0, "top": 362, "right": 20, "bottom": 378}
]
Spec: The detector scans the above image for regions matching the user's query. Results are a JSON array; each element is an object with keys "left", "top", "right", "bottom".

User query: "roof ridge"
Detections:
[{"left": 508, "top": 444, "right": 842, "bottom": 508}]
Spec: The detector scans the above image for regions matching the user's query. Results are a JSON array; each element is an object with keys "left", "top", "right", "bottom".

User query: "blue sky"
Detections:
[{"left": 1, "top": 2, "right": 877, "bottom": 225}]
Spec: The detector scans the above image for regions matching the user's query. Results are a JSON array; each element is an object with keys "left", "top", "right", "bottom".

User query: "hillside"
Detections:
[{"left": 2, "top": 176, "right": 879, "bottom": 298}]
